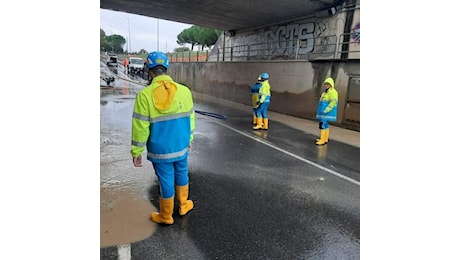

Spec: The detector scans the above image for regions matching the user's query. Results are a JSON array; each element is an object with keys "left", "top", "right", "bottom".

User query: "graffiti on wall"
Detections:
[
  {"left": 232, "top": 34, "right": 263, "bottom": 57},
  {"left": 351, "top": 23, "right": 360, "bottom": 43},
  {"left": 264, "top": 23, "right": 315, "bottom": 55},
  {"left": 232, "top": 21, "right": 335, "bottom": 58},
  {"left": 314, "top": 22, "right": 331, "bottom": 52}
]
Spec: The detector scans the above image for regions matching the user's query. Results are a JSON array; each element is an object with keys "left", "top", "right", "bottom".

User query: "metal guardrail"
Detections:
[
  {"left": 337, "top": 32, "right": 360, "bottom": 56},
  {"left": 169, "top": 33, "right": 360, "bottom": 62}
]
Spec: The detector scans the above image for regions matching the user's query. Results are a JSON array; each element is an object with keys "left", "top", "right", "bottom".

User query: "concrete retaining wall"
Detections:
[{"left": 169, "top": 60, "right": 359, "bottom": 129}]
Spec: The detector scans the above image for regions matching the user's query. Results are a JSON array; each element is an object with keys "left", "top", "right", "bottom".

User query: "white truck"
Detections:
[{"left": 128, "top": 57, "right": 145, "bottom": 76}]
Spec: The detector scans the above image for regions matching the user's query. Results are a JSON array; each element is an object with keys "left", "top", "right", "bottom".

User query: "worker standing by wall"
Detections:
[
  {"left": 250, "top": 77, "right": 262, "bottom": 126},
  {"left": 253, "top": 72, "right": 271, "bottom": 130},
  {"left": 315, "top": 77, "right": 338, "bottom": 145}
]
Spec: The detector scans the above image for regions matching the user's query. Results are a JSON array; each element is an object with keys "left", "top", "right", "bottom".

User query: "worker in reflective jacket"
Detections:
[
  {"left": 253, "top": 72, "right": 271, "bottom": 130},
  {"left": 131, "top": 51, "right": 195, "bottom": 225},
  {"left": 251, "top": 78, "right": 262, "bottom": 126},
  {"left": 315, "top": 77, "right": 338, "bottom": 145}
]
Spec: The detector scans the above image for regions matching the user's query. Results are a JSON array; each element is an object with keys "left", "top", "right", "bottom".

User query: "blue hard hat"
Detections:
[
  {"left": 260, "top": 72, "right": 269, "bottom": 80},
  {"left": 147, "top": 51, "right": 169, "bottom": 69}
]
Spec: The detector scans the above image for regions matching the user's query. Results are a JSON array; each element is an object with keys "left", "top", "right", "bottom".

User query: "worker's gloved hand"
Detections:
[{"left": 256, "top": 101, "right": 261, "bottom": 107}]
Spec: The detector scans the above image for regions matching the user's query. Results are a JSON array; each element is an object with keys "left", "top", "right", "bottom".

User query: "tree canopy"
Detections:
[
  {"left": 100, "top": 26, "right": 222, "bottom": 54},
  {"left": 100, "top": 29, "right": 126, "bottom": 53},
  {"left": 177, "top": 26, "right": 222, "bottom": 51}
]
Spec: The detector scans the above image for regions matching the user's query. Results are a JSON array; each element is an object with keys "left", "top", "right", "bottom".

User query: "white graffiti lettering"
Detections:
[
  {"left": 266, "top": 22, "right": 316, "bottom": 55},
  {"left": 231, "top": 22, "right": 324, "bottom": 58}
]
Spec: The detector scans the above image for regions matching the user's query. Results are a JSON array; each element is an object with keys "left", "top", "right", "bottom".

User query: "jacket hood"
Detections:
[
  {"left": 152, "top": 75, "right": 179, "bottom": 113},
  {"left": 324, "top": 77, "right": 335, "bottom": 88}
]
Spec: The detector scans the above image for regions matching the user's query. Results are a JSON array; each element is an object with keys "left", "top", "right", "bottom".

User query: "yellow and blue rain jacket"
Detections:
[
  {"left": 251, "top": 82, "right": 262, "bottom": 108},
  {"left": 131, "top": 75, "right": 195, "bottom": 163},
  {"left": 259, "top": 80, "right": 271, "bottom": 103},
  {"left": 316, "top": 77, "right": 338, "bottom": 122}
]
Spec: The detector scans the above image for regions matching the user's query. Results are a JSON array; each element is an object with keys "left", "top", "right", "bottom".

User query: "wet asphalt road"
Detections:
[{"left": 100, "top": 65, "right": 360, "bottom": 259}]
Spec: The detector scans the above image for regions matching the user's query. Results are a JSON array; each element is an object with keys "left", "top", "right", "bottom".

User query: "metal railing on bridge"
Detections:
[{"left": 168, "top": 33, "right": 359, "bottom": 62}]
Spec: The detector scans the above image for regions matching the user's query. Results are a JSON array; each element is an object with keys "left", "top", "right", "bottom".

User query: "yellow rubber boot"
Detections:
[
  {"left": 150, "top": 197, "right": 174, "bottom": 225},
  {"left": 262, "top": 118, "right": 269, "bottom": 130},
  {"left": 315, "top": 129, "right": 328, "bottom": 145},
  {"left": 253, "top": 117, "right": 263, "bottom": 130},
  {"left": 175, "top": 184, "right": 194, "bottom": 216},
  {"left": 253, "top": 115, "right": 257, "bottom": 125},
  {"left": 316, "top": 129, "right": 329, "bottom": 144}
]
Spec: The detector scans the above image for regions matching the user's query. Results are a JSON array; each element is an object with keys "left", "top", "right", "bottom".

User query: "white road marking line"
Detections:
[
  {"left": 210, "top": 119, "right": 360, "bottom": 186},
  {"left": 117, "top": 244, "right": 131, "bottom": 260}
]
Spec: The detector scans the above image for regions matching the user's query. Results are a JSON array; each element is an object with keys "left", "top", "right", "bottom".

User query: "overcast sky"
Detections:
[{"left": 100, "top": 8, "right": 193, "bottom": 53}]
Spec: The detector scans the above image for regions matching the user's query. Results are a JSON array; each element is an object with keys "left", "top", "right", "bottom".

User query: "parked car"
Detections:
[
  {"left": 106, "top": 53, "right": 118, "bottom": 67},
  {"left": 128, "top": 57, "right": 145, "bottom": 76}
]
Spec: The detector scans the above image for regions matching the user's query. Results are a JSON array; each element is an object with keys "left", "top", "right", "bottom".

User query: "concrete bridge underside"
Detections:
[{"left": 100, "top": 0, "right": 341, "bottom": 31}]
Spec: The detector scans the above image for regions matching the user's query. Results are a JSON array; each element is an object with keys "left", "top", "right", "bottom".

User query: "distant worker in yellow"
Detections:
[
  {"left": 315, "top": 77, "right": 338, "bottom": 145},
  {"left": 253, "top": 72, "right": 271, "bottom": 130}
]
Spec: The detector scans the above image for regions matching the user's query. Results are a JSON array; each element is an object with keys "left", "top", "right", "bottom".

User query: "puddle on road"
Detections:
[
  {"left": 100, "top": 143, "right": 159, "bottom": 247},
  {"left": 100, "top": 132, "right": 160, "bottom": 247},
  {"left": 100, "top": 187, "right": 157, "bottom": 248},
  {"left": 100, "top": 91, "right": 160, "bottom": 247}
]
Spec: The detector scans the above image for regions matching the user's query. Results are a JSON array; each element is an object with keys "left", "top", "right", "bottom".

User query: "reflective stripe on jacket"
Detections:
[{"left": 131, "top": 75, "right": 195, "bottom": 163}]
